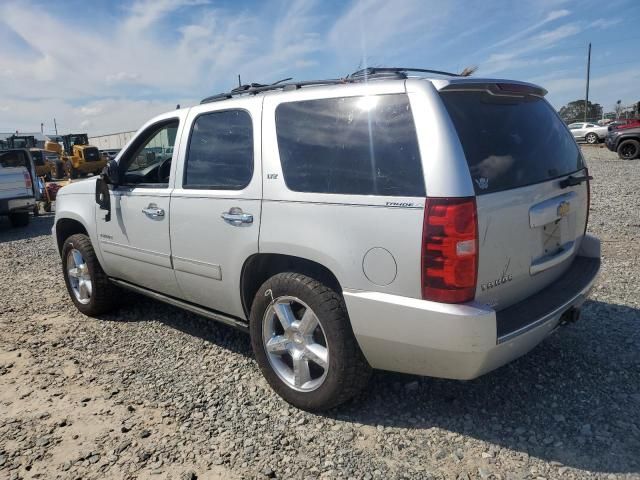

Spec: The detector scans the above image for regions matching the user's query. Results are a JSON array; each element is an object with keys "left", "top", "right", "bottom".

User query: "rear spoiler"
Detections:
[{"left": 432, "top": 79, "right": 547, "bottom": 97}]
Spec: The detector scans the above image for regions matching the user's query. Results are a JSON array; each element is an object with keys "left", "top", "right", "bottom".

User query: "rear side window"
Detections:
[
  {"left": 275, "top": 94, "right": 425, "bottom": 197},
  {"left": 184, "top": 109, "right": 253, "bottom": 190},
  {"left": 440, "top": 92, "right": 583, "bottom": 195}
]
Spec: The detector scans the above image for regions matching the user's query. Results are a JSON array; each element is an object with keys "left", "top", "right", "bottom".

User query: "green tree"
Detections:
[{"left": 558, "top": 100, "right": 603, "bottom": 123}]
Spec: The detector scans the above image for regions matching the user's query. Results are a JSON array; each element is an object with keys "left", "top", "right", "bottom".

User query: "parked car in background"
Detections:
[
  {"left": 1, "top": 150, "right": 36, "bottom": 226},
  {"left": 607, "top": 119, "right": 640, "bottom": 131},
  {"left": 53, "top": 70, "right": 600, "bottom": 410},
  {"left": 606, "top": 125, "right": 640, "bottom": 159},
  {"left": 567, "top": 122, "right": 608, "bottom": 144}
]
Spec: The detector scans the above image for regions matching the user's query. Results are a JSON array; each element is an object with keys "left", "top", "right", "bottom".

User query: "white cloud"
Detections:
[
  {"left": 488, "top": 9, "right": 571, "bottom": 50},
  {"left": 106, "top": 72, "right": 141, "bottom": 85},
  {"left": 589, "top": 18, "right": 622, "bottom": 29}
]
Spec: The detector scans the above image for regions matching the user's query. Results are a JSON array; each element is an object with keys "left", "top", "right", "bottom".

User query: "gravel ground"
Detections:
[{"left": 1, "top": 145, "right": 639, "bottom": 480}]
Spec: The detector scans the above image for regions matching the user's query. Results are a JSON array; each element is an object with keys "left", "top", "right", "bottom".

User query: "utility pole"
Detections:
[
  {"left": 584, "top": 42, "right": 591, "bottom": 122},
  {"left": 238, "top": 74, "right": 241, "bottom": 87},
  {"left": 53, "top": 118, "right": 58, "bottom": 136},
  {"left": 41, "top": 123, "right": 44, "bottom": 134}
]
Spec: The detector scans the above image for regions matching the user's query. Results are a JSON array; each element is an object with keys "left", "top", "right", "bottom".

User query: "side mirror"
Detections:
[
  {"left": 95, "top": 176, "right": 112, "bottom": 222},
  {"left": 102, "top": 159, "right": 121, "bottom": 186}
]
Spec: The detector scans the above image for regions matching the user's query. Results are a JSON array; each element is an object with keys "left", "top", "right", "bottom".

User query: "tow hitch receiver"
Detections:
[{"left": 560, "top": 307, "right": 581, "bottom": 325}]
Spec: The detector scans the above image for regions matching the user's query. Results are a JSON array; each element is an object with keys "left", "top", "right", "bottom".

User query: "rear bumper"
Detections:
[
  {"left": 345, "top": 235, "right": 600, "bottom": 380},
  {"left": 0, "top": 196, "right": 36, "bottom": 215}
]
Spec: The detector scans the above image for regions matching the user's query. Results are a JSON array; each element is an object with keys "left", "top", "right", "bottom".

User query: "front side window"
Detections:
[
  {"left": 122, "top": 120, "right": 178, "bottom": 186},
  {"left": 275, "top": 94, "right": 425, "bottom": 197},
  {"left": 184, "top": 110, "right": 253, "bottom": 190}
]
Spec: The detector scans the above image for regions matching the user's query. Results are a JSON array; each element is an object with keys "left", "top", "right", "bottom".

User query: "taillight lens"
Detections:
[
  {"left": 23, "top": 171, "right": 32, "bottom": 189},
  {"left": 584, "top": 167, "right": 590, "bottom": 235},
  {"left": 422, "top": 197, "right": 478, "bottom": 303}
]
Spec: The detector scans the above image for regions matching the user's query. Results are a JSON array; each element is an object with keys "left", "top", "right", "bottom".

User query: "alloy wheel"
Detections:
[
  {"left": 262, "top": 296, "right": 329, "bottom": 392},
  {"left": 66, "top": 248, "right": 92, "bottom": 304}
]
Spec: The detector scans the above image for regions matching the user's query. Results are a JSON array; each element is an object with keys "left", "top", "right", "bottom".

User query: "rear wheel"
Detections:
[
  {"left": 61, "top": 233, "right": 120, "bottom": 316},
  {"left": 585, "top": 132, "right": 598, "bottom": 144},
  {"left": 54, "top": 161, "right": 64, "bottom": 179},
  {"left": 250, "top": 272, "right": 371, "bottom": 411},
  {"left": 8, "top": 211, "right": 29, "bottom": 227},
  {"left": 617, "top": 139, "right": 640, "bottom": 160},
  {"left": 66, "top": 161, "right": 78, "bottom": 179}
]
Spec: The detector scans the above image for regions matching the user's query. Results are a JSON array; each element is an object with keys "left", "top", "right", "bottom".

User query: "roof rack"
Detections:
[
  {"left": 200, "top": 67, "right": 460, "bottom": 104},
  {"left": 348, "top": 67, "right": 462, "bottom": 79}
]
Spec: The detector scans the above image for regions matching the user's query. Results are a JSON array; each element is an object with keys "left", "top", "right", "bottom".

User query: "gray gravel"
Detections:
[{"left": 1, "top": 145, "right": 639, "bottom": 480}]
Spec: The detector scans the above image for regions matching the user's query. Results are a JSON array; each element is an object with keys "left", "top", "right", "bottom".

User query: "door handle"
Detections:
[
  {"left": 142, "top": 204, "right": 165, "bottom": 217},
  {"left": 221, "top": 207, "right": 253, "bottom": 226}
]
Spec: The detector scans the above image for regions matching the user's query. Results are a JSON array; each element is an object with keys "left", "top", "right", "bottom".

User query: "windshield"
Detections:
[{"left": 440, "top": 91, "right": 583, "bottom": 195}]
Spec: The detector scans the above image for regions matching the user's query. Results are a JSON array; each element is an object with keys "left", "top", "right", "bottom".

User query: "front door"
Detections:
[
  {"left": 170, "top": 98, "right": 261, "bottom": 319},
  {"left": 96, "top": 117, "right": 183, "bottom": 298}
]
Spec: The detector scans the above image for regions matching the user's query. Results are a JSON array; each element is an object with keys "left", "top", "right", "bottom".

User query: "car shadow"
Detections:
[
  {"left": 324, "top": 299, "right": 640, "bottom": 475},
  {"left": 104, "top": 294, "right": 639, "bottom": 474},
  {"left": 0, "top": 213, "right": 55, "bottom": 244}
]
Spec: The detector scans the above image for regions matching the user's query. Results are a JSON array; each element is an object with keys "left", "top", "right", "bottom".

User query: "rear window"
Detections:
[
  {"left": 440, "top": 91, "right": 583, "bottom": 195},
  {"left": 275, "top": 94, "right": 425, "bottom": 197}
]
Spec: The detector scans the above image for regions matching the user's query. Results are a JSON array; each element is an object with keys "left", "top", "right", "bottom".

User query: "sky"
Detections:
[{"left": 1, "top": 0, "right": 639, "bottom": 136}]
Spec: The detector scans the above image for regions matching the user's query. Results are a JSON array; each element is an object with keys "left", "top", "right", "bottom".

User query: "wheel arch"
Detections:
[
  {"left": 55, "top": 217, "right": 89, "bottom": 253},
  {"left": 240, "top": 253, "right": 343, "bottom": 320}
]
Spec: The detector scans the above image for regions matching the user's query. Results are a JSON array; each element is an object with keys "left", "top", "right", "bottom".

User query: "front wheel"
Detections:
[
  {"left": 61, "top": 234, "right": 120, "bottom": 316},
  {"left": 250, "top": 272, "right": 371, "bottom": 411},
  {"left": 617, "top": 139, "right": 640, "bottom": 160},
  {"left": 8, "top": 211, "right": 29, "bottom": 227},
  {"left": 585, "top": 133, "right": 598, "bottom": 144},
  {"left": 66, "top": 161, "right": 78, "bottom": 179}
]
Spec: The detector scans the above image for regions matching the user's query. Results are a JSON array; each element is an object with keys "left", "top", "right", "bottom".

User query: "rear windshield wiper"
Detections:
[{"left": 559, "top": 174, "right": 593, "bottom": 188}]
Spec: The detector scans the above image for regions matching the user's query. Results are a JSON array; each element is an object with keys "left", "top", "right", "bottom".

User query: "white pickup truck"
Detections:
[{"left": 1, "top": 150, "right": 36, "bottom": 227}]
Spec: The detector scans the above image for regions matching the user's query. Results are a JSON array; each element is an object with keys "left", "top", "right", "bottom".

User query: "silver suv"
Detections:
[{"left": 53, "top": 68, "right": 600, "bottom": 411}]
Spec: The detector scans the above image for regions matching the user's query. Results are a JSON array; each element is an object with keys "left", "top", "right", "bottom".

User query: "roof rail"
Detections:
[
  {"left": 199, "top": 66, "right": 460, "bottom": 104},
  {"left": 348, "top": 67, "right": 462, "bottom": 79},
  {"left": 200, "top": 77, "right": 348, "bottom": 104}
]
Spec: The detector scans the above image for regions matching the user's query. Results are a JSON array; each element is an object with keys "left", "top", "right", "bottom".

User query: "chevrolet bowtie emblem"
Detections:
[{"left": 557, "top": 201, "right": 570, "bottom": 218}]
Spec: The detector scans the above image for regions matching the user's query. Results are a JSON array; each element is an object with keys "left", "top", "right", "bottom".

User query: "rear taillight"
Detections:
[
  {"left": 422, "top": 197, "right": 478, "bottom": 303},
  {"left": 584, "top": 167, "right": 591, "bottom": 235},
  {"left": 23, "top": 171, "right": 32, "bottom": 189}
]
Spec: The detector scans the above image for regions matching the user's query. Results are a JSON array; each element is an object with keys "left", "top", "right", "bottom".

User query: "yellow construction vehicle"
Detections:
[
  {"left": 6, "top": 135, "right": 57, "bottom": 180},
  {"left": 45, "top": 133, "right": 106, "bottom": 179}
]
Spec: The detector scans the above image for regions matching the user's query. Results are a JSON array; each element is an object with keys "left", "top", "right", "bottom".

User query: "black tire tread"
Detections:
[
  {"left": 250, "top": 272, "right": 371, "bottom": 411},
  {"left": 62, "top": 233, "right": 120, "bottom": 316},
  {"left": 617, "top": 139, "right": 640, "bottom": 160},
  {"left": 8, "top": 211, "right": 30, "bottom": 227}
]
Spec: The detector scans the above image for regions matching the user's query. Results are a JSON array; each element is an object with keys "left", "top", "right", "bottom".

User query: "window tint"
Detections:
[
  {"left": 440, "top": 91, "right": 583, "bottom": 195},
  {"left": 275, "top": 94, "right": 425, "bottom": 197},
  {"left": 184, "top": 110, "right": 253, "bottom": 190}
]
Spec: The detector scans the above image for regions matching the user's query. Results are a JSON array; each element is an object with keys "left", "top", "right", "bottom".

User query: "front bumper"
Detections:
[
  {"left": 0, "top": 196, "right": 36, "bottom": 215},
  {"left": 344, "top": 235, "right": 601, "bottom": 380},
  {"left": 605, "top": 136, "right": 617, "bottom": 151}
]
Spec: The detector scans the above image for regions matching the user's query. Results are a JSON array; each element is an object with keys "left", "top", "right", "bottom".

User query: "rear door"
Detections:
[
  {"left": 169, "top": 98, "right": 261, "bottom": 319},
  {"left": 440, "top": 88, "right": 588, "bottom": 311}
]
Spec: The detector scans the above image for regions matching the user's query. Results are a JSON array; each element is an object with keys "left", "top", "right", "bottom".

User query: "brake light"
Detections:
[
  {"left": 422, "top": 197, "right": 478, "bottom": 303},
  {"left": 23, "top": 171, "right": 32, "bottom": 189},
  {"left": 584, "top": 167, "right": 591, "bottom": 235}
]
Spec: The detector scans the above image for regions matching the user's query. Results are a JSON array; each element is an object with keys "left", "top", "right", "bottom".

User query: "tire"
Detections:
[
  {"left": 249, "top": 272, "right": 371, "bottom": 411},
  {"left": 67, "top": 161, "right": 78, "bottom": 179},
  {"left": 61, "top": 233, "right": 121, "bottom": 316},
  {"left": 617, "top": 139, "right": 640, "bottom": 160},
  {"left": 54, "top": 161, "right": 64, "bottom": 180},
  {"left": 8, "top": 211, "right": 30, "bottom": 227},
  {"left": 585, "top": 133, "right": 598, "bottom": 144}
]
